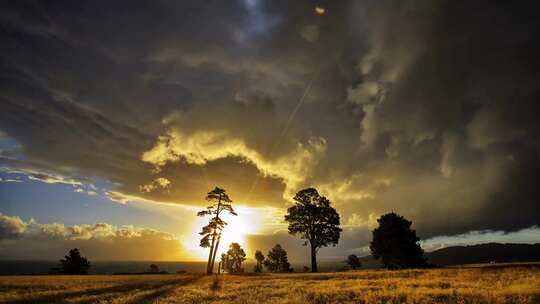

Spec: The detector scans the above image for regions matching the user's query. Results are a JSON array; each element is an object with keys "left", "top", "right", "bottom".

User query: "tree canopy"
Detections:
[
  {"left": 148, "top": 264, "right": 160, "bottom": 273},
  {"left": 285, "top": 188, "right": 341, "bottom": 272},
  {"left": 60, "top": 248, "right": 90, "bottom": 274},
  {"left": 254, "top": 250, "right": 265, "bottom": 273},
  {"left": 198, "top": 187, "right": 237, "bottom": 275},
  {"left": 263, "top": 244, "right": 292, "bottom": 273},
  {"left": 220, "top": 242, "right": 246, "bottom": 274},
  {"left": 370, "top": 212, "right": 427, "bottom": 269},
  {"left": 346, "top": 254, "right": 362, "bottom": 269}
]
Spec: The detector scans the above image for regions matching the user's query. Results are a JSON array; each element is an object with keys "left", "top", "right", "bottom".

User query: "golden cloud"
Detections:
[
  {"left": 0, "top": 214, "right": 184, "bottom": 260},
  {"left": 142, "top": 129, "right": 327, "bottom": 199},
  {"left": 139, "top": 177, "right": 172, "bottom": 193}
]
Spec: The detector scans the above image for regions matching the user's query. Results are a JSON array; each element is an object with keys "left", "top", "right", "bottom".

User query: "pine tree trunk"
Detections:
[
  {"left": 210, "top": 232, "right": 221, "bottom": 274},
  {"left": 206, "top": 233, "right": 216, "bottom": 275},
  {"left": 206, "top": 194, "right": 222, "bottom": 275},
  {"left": 310, "top": 243, "right": 318, "bottom": 272}
]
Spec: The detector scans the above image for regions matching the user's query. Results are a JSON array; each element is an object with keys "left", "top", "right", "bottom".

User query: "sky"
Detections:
[{"left": 1, "top": 0, "right": 540, "bottom": 263}]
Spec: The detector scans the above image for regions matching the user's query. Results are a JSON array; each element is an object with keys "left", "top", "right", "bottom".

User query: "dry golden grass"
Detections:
[{"left": 1, "top": 265, "right": 539, "bottom": 303}]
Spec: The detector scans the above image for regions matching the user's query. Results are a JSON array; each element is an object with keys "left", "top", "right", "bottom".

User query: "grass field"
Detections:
[{"left": 1, "top": 265, "right": 539, "bottom": 304}]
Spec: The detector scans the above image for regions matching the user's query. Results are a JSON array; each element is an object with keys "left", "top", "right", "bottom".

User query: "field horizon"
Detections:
[
  {"left": 4, "top": 242, "right": 538, "bottom": 275},
  {"left": 1, "top": 263, "right": 539, "bottom": 304},
  {"left": 0, "top": 260, "right": 352, "bottom": 276}
]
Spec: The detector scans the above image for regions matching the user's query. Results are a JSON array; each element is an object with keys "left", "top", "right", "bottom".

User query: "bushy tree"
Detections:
[
  {"left": 370, "top": 212, "right": 427, "bottom": 269},
  {"left": 149, "top": 264, "right": 160, "bottom": 273},
  {"left": 285, "top": 188, "right": 341, "bottom": 272},
  {"left": 60, "top": 248, "right": 90, "bottom": 274},
  {"left": 263, "top": 244, "right": 292, "bottom": 273},
  {"left": 346, "top": 254, "right": 362, "bottom": 269},
  {"left": 254, "top": 250, "right": 265, "bottom": 273},
  {"left": 220, "top": 242, "right": 246, "bottom": 273},
  {"left": 198, "top": 187, "right": 237, "bottom": 275},
  {"left": 220, "top": 253, "right": 228, "bottom": 274}
]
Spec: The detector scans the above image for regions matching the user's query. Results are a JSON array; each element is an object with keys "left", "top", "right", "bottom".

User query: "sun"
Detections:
[
  {"left": 185, "top": 206, "right": 254, "bottom": 261},
  {"left": 217, "top": 212, "right": 248, "bottom": 251}
]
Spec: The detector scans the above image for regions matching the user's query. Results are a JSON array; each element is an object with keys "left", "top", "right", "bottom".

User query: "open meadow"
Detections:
[{"left": 1, "top": 265, "right": 539, "bottom": 304}]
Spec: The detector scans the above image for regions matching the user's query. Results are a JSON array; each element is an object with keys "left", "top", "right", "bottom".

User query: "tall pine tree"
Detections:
[{"left": 198, "top": 187, "right": 237, "bottom": 274}]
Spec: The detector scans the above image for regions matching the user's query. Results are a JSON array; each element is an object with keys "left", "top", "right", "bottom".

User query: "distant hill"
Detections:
[
  {"left": 359, "top": 243, "right": 540, "bottom": 267},
  {"left": 426, "top": 243, "right": 540, "bottom": 266}
]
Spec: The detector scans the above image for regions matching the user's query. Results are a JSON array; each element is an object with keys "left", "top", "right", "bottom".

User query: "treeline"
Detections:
[
  {"left": 49, "top": 186, "right": 429, "bottom": 275},
  {"left": 49, "top": 249, "right": 171, "bottom": 275},
  {"left": 219, "top": 243, "right": 293, "bottom": 274},
  {"left": 199, "top": 186, "right": 428, "bottom": 275}
]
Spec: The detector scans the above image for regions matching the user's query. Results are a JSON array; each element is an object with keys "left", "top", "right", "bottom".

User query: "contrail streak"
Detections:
[{"left": 242, "top": 65, "right": 322, "bottom": 203}]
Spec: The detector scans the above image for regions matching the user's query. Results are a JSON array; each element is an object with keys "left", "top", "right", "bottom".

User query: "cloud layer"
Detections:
[{"left": 0, "top": 213, "right": 183, "bottom": 260}]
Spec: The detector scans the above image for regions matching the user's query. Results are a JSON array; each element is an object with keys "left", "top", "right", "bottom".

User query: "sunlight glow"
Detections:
[{"left": 184, "top": 206, "right": 265, "bottom": 260}]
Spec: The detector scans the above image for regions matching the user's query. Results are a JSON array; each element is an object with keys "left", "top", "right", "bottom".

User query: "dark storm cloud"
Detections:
[
  {"left": 337, "top": 0, "right": 540, "bottom": 237},
  {"left": 1, "top": 0, "right": 540, "bottom": 244}
]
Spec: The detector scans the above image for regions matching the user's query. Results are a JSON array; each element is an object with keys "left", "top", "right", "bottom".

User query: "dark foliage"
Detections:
[
  {"left": 59, "top": 248, "right": 90, "bottom": 274},
  {"left": 221, "top": 242, "right": 246, "bottom": 274},
  {"left": 254, "top": 250, "right": 265, "bottom": 273},
  {"left": 198, "top": 187, "right": 237, "bottom": 275},
  {"left": 370, "top": 212, "right": 427, "bottom": 269},
  {"left": 148, "top": 264, "right": 160, "bottom": 273},
  {"left": 263, "top": 244, "right": 292, "bottom": 273},
  {"left": 346, "top": 254, "right": 362, "bottom": 269},
  {"left": 285, "top": 188, "right": 342, "bottom": 272}
]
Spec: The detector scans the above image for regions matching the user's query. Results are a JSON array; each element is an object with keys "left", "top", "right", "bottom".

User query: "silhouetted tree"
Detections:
[
  {"left": 346, "top": 254, "right": 362, "bottom": 269},
  {"left": 263, "top": 244, "right": 292, "bottom": 273},
  {"left": 219, "top": 253, "right": 227, "bottom": 275},
  {"left": 370, "top": 212, "right": 427, "bottom": 269},
  {"left": 60, "top": 248, "right": 90, "bottom": 274},
  {"left": 198, "top": 187, "right": 237, "bottom": 275},
  {"left": 220, "top": 242, "right": 246, "bottom": 273},
  {"left": 149, "top": 264, "right": 160, "bottom": 273},
  {"left": 254, "top": 250, "right": 265, "bottom": 273},
  {"left": 285, "top": 188, "right": 342, "bottom": 272}
]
